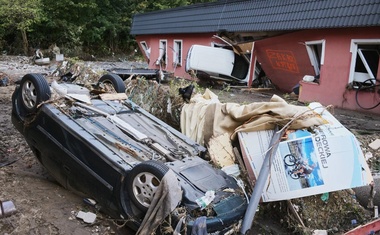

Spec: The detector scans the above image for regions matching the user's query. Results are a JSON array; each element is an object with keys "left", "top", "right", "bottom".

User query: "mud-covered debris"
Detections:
[
  {"left": 0, "top": 76, "right": 8, "bottom": 86},
  {"left": 125, "top": 78, "right": 195, "bottom": 130},
  {"left": 52, "top": 60, "right": 106, "bottom": 85}
]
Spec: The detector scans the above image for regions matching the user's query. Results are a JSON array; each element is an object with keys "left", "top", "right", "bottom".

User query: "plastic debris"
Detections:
[
  {"left": 351, "top": 219, "right": 357, "bottom": 225},
  {"left": 375, "top": 206, "right": 379, "bottom": 218},
  {"left": 221, "top": 164, "right": 240, "bottom": 177},
  {"left": 0, "top": 77, "right": 8, "bottom": 86},
  {"left": 313, "top": 230, "right": 328, "bottom": 235},
  {"left": 321, "top": 193, "right": 329, "bottom": 202},
  {"left": 196, "top": 190, "right": 215, "bottom": 209},
  {"left": 173, "top": 216, "right": 186, "bottom": 235},
  {"left": 365, "top": 152, "right": 374, "bottom": 161},
  {"left": 76, "top": 211, "right": 96, "bottom": 224},
  {"left": 0, "top": 200, "right": 17, "bottom": 218}
]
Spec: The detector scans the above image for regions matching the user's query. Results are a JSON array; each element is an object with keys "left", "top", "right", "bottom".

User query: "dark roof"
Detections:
[{"left": 130, "top": 0, "right": 380, "bottom": 35}]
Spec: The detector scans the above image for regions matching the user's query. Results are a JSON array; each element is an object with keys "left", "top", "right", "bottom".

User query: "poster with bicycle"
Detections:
[{"left": 238, "top": 102, "right": 373, "bottom": 202}]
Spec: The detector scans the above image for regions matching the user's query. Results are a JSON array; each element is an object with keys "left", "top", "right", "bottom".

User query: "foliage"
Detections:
[
  {"left": 0, "top": 0, "right": 216, "bottom": 56},
  {"left": 124, "top": 77, "right": 203, "bottom": 130},
  {"left": 0, "top": 0, "right": 44, "bottom": 54}
]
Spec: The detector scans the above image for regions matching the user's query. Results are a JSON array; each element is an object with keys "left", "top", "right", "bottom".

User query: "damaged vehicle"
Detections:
[
  {"left": 11, "top": 73, "right": 247, "bottom": 233},
  {"left": 106, "top": 68, "right": 172, "bottom": 83},
  {"left": 185, "top": 44, "right": 262, "bottom": 84},
  {"left": 186, "top": 44, "right": 250, "bottom": 83}
]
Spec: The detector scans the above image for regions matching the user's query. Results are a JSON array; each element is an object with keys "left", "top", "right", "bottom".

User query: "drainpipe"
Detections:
[{"left": 240, "top": 126, "right": 284, "bottom": 235}]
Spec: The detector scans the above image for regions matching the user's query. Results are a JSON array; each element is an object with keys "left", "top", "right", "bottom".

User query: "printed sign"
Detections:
[
  {"left": 266, "top": 49, "right": 299, "bottom": 73},
  {"left": 238, "top": 102, "right": 373, "bottom": 202}
]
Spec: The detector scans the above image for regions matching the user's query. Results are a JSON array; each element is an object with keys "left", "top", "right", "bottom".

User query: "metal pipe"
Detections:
[{"left": 240, "top": 126, "right": 284, "bottom": 234}]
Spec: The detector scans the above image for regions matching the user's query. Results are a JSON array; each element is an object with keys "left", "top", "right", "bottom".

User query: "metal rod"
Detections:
[{"left": 240, "top": 126, "right": 284, "bottom": 235}]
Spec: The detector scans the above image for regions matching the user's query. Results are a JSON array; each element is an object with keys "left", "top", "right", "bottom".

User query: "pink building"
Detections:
[{"left": 131, "top": 0, "right": 380, "bottom": 114}]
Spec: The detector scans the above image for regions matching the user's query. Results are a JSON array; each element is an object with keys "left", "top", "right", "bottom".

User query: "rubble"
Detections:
[
  {"left": 369, "top": 139, "right": 380, "bottom": 151},
  {"left": 76, "top": 211, "right": 97, "bottom": 224},
  {"left": 0, "top": 55, "right": 379, "bottom": 234}
]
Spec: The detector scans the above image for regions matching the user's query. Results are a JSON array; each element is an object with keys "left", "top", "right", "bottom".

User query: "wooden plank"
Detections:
[{"left": 99, "top": 93, "right": 128, "bottom": 101}]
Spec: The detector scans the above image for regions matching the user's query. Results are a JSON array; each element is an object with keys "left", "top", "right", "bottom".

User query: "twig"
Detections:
[{"left": 287, "top": 200, "right": 306, "bottom": 228}]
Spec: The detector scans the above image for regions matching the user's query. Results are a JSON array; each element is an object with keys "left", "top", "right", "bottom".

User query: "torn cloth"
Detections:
[
  {"left": 180, "top": 88, "right": 220, "bottom": 146},
  {"left": 136, "top": 169, "right": 182, "bottom": 235},
  {"left": 181, "top": 91, "right": 325, "bottom": 145}
]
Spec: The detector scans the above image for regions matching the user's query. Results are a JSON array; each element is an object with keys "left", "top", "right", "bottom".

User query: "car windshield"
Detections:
[{"left": 231, "top": 53, "right": 249, "bottom": 79}]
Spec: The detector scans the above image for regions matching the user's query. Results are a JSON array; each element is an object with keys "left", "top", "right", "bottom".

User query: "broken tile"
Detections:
[
  {"left": 76, "top": 211, "right": 96, "bottom": 224},
  {"left": 369, "top": 139, "right": 380, "bottom": 150}
]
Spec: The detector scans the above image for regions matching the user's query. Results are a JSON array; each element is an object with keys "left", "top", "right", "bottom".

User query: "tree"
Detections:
[
  {"left": 0, "top": 0, "right": 216, "bottom": 56},
  {"left": 0, "top": 0, "right": 44, "bottom": 55}
]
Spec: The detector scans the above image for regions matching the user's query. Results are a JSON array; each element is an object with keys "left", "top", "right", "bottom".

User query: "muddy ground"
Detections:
[{"left": 0, "top": 55, "right": 379, "bottom": 234}]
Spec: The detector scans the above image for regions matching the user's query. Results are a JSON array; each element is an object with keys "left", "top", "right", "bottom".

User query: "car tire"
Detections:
[
  {"left": 127, "top": 161, "right": 169, "bottom": 212},
  {"left": 98, "top": 73, "right": 126, "bottom": 93},
  {"left": 19, "top": 73, "right": 51, "bottom": 113}
]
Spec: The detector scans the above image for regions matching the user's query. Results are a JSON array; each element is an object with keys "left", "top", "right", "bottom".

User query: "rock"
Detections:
[
  {"left": 369, "top": 139, "right": 380, "bottom": 150},
  {"left": 354, "top": 174, "right": 380, "bottom": 209}
]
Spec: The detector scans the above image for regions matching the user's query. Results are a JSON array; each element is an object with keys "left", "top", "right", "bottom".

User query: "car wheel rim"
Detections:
[
  {"left": 132, "top": 172, "right": 161, "bottom": 208},
  {"left": 21, "top": 80, "right": 37, "bottom": 109},
  {"left": 101, "top": 80, "right": 116, "bottom": 92}
]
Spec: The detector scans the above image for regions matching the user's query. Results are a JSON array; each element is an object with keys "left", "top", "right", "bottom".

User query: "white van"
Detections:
[{"left": 185, "top": 45, "right": 250, "bottom": 83}]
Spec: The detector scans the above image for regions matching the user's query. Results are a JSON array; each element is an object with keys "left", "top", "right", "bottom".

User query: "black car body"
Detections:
[{"left": 11, "top": 73, "right": 247, "bottom": 233}]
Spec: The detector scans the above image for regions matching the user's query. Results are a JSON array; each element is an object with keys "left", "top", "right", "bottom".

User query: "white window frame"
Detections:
[
  {"left": 139, "top": 41, "right": 150, "bottom": 59},
  {"left": 173, "top": 40, "right": 183, "bottom": 66},
  {"left": 156, "top": 40, "right": 167, "bottom": 66},
  {"left": 349, "top": 39, "right": 380, "bottom": 83},
  {"left": 305, "top": 39, "right": 325, "bottom": 76}
]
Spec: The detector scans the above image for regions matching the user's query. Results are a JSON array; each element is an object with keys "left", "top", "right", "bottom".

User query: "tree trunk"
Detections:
[{"left": 21, "top": 29, "right": 29, "bottom": 55}]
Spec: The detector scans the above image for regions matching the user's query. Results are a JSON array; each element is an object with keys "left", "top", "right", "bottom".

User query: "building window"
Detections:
[
  {"left": 173, "top": 40, "right": 182, "bottom": 66},
  {"left": 156, "top": 40, "right": 167, "bottom": 67},
  {"left": 305, "top": 40, "right": 325, "bottom": 77},
  {"left": 140, "top": 41, "right": 150, "bottom": 60},
  {"left": 349, "top": 39, "right": 380, "bottom": 83}
]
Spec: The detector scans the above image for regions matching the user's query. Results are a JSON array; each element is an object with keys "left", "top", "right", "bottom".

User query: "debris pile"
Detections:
[
  {"left": 58, "top": 61, "right": 380, "bottom": 234},
  {"left": 181, "top": 89, "right": 376, "bottom": 234},
  {"left": 1, "top": 56, "right": 379, "bottom": 234},
  {"left": 52, "top": 59, "right": 107, "bottom": 85},
  {"left": 0, "top": 55, "right": 52, "bottom": 82},
  {"left": 124, "top": 78, "right": 197, "bottom": 130}
]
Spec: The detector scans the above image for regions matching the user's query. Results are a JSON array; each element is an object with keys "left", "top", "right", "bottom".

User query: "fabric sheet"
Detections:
[
  {"left": 181, "top": 90, "right": 325, "bottom": 146},
  {"left": 136, "top": 169, "right": 182, "bottom": 235}
]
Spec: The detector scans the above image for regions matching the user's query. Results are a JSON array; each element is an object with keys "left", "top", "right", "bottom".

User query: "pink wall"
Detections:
[
  {"left": 135, "top": 27, "right": 380, "bottom": 114},
  {"left": 136, "top": 33, "right": 218, "bottom": 80},
  {"left": 254, "top": 27, "right": 380, "bottom": 114}
]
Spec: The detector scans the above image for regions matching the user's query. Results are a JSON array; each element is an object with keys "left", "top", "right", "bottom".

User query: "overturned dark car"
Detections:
[{"left": 11, "top": 73, "right": 247, "bottom": 234}]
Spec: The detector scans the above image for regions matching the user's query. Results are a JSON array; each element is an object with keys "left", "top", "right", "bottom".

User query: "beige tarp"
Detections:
[{"left": 181, "top": 90, "right": 326, "bottom": 146}]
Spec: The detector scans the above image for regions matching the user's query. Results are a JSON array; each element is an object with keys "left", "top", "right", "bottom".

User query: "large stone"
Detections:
[{"left": 353, "top": 174, "right": 380, "bottom": 211}]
